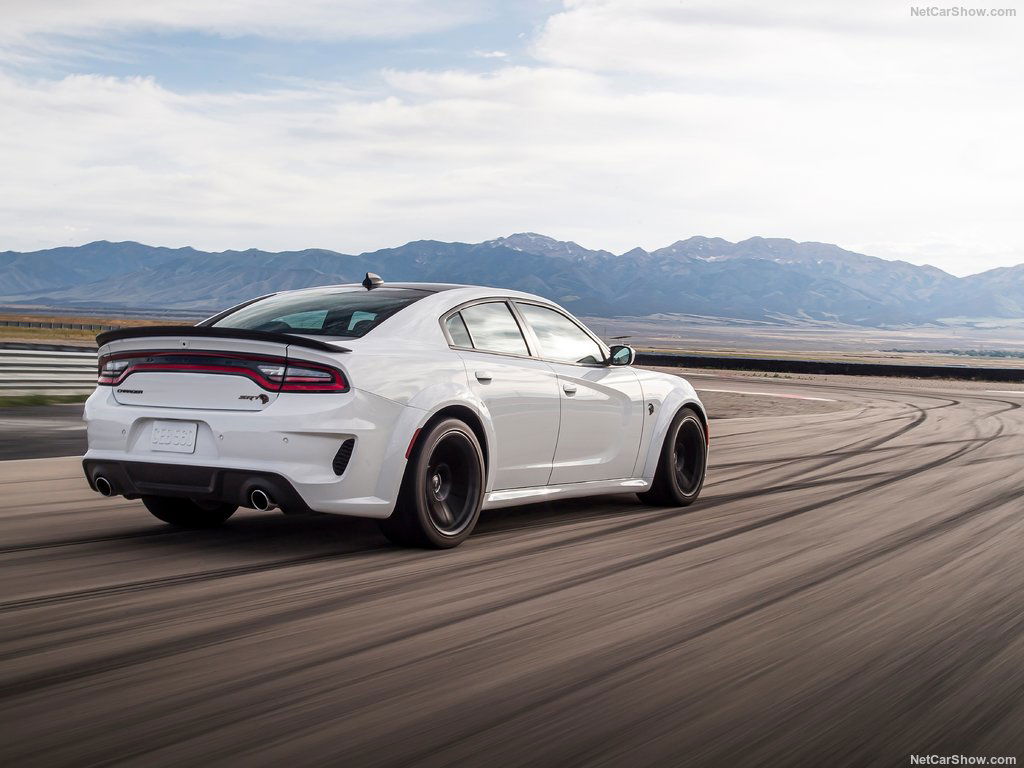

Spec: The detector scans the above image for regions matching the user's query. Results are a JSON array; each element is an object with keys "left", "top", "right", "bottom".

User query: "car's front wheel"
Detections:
[
  {"left": 637, "top": 406, "right": 707, "bottom": 507},
  {"left": 142, "top": 496, "right": 237, "bottom": 528},
  {"left": 379, "top": 418, "right": 485, "bottom": 549}
]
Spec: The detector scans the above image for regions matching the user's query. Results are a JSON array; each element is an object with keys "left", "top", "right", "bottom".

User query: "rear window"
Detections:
[{"left": 210, "top": 288, "right": 425, "bottom": 338}]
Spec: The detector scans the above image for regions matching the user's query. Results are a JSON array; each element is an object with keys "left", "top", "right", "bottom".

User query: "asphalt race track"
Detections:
[{"left": 2, "top": 372, "right": 1023, "bottom": 767}]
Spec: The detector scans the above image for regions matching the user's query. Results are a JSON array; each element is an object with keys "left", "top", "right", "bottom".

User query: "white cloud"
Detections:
[{"left": 0, "top": 0, "right": 1021, "bottom": 275}]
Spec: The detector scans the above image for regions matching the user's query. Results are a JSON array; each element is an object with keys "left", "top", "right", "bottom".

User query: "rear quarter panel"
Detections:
[{"left": 315, "top": 344, "right": 507, "bottom": 494}]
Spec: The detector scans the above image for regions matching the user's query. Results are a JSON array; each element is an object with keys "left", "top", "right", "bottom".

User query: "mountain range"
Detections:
[{"left": 1, "top": 233, "right": 1022, "bottom": 327}]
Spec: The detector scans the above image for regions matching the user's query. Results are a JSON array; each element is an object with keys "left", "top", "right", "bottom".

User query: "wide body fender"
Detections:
[
  {"left": 635, "top": 371, "right": 708, "bottom": 480},
  {"left": 402, "top": 359, "right": 499, "bottom": 494},
  {"left": 357, "top": 354, "right": 499, "bottom": 511}
]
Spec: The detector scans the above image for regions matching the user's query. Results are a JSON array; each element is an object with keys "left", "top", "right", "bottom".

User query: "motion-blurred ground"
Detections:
[{"left": 2, "top": 370, "right": 1023, "bottom": 767}]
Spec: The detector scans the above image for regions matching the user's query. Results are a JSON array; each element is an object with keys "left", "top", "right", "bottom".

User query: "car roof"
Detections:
[
  {"left": 385, "top": 282, "right": 465, "bottom": 292},
  {"left": 214, "top": 281, "right": 585, "bottom": 349},
  {"left": 274, "top": 281, "right": 551, "bottom": 303}
]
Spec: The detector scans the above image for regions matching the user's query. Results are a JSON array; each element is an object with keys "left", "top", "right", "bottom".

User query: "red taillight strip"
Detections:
[
  {"left": 281, "top": 370, "right": 348, "bottom": 392},
  {"left": 97, "top": 351, "right": 348, "bottom": 393},
  {"left": 108, "top": 362, "right": 283, "bottom": 390}
]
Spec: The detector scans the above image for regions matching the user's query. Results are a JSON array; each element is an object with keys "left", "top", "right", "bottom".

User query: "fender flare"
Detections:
[
  {"left": 406, "top": 396, "right": 497, "bottom": 492},
  {"left": 639, "top": 394, "right": 708, "bottom": 480}
]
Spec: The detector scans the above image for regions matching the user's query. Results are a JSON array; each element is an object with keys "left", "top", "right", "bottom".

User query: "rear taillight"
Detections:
[
  {"left": 280, "top": 363, "right": 348, "bottom": 392},
  {"left": 97, "top": 351, "right": 348, "bottom": 393},
  {"left": 97, "top": 357, "right": 131, "bottom": 385}
]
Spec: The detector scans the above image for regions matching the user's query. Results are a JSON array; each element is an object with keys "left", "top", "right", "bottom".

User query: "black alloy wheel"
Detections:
[
  {"left": 423, "top": 430, "right": 480, "bottom": 536},
  {"left": 673, "top": 413, "right": 706, "bottom": 497},
  {"left": 379, "top": 417, "right": 485, "bottom": 549},
  {"left": 637, "top": 406, "right": 707, "bottom": 507}
]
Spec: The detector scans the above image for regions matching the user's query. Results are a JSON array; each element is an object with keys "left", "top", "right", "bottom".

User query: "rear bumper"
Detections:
[
  {"left": 83, "top": 459, "right": 315, "bottom": 514},
  {"left": 82, "top": 385, "right": 425, "bottom": 518}
]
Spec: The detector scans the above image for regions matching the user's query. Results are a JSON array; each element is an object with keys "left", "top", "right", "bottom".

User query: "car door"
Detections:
[
  {"left": 513, "top": 301, "right": 645, "bottom": 484},
  {"left": 447, "top": 300, "right": 561, "bottom": 490}
]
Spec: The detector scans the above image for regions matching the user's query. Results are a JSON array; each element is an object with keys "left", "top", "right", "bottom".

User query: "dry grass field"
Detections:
[
  {"left": 587, "top": 315, "right": 1024, "bottom": 369},
  {"left": 0, "top": 313, "right": 169, "bottom": 346}
]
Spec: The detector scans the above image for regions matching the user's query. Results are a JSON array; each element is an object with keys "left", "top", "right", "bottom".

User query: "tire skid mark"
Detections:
[
  {"left": 728, "top": 391, "right": 1010, "bottom": 494},
  {"left": 403, "top": 483, "right": 1024, "bottom": 766},
  {"left": 0, "top": 455, "right": 913, "bottom": 619},
  {"left": 0, "top": 417, "right": 990, "bottom": 700},
  {"left": 719, "top": 398, "right": 931, "bottom": 486},
  {"left": 0, "top": 467, "right": 896, "bottom": 659},
  {"left": 0, "top": 473, "right": 83, "bottom": 487},
  {"left": 0, "top": 393, "right": 989, "bottom": 630},
  {"left": 770, "top": 404, "right": 993, "bottom": 492},
  {"left": 716, "top": 393, "right": 1011, "bottom": 489},
  {"left": 523, "top": 511, "right": 1024, "bottom": 768},
  {"left": 0, "top": 527, "right": 187, "bottom": 555},
  {"left": 159, "top": 443, "right": 1021, "bottom": 767},
  {"left": 87, "top": 486, "right": 1024, "bottom": 766},
  {"left": 0, "top": 544, "right": 393, "bottom": 613},
  {"left": 3, "top": 379, "right": 1022, "bottom": 768}
]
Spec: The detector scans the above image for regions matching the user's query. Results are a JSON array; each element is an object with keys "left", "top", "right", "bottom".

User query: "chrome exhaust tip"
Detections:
[
  {"left": 95, "top": 476, "right": 114, "bottom": 497},
  {"left": 250, "top": 488, "right": 277, "bottom": 511}
]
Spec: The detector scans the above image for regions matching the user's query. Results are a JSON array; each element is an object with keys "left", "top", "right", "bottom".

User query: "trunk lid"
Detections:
[
  {"left": 106, "top": 337, "right": 289, "bottom": 411},
  {"left": 97, "top": 327, "right": 348, "bottom": 411}
]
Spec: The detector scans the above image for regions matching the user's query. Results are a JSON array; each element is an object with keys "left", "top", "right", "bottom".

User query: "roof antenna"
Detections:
[{"left": 362, "top": 272, "right": 383, "bottom": 290}]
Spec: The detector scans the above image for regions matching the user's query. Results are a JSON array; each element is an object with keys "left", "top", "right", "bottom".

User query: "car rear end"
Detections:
[{"left": 82, "top": 287, "right": 432, "bottom": 518}]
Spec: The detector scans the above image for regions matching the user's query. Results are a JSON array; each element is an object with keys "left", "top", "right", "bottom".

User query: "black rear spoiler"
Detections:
[{"left": 95, "top": 325, "right": 350, "bottom": 353}]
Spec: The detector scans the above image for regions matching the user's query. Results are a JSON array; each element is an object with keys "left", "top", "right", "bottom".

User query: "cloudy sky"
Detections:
[{"left": 1, "top": 0, "right": 1021, "bottom": 275}]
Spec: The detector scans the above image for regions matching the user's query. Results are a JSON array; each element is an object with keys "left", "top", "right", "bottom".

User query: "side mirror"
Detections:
[{"left": 607, "top": 344, "right": 635, "bottom": 366}]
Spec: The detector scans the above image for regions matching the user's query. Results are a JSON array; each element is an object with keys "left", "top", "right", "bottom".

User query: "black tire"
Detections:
[
  {"left": 637, "top": 406, "right": 707, "bottom": 507},
  {"left": 142, "top": 496, "right": 237, "bottom": 528},
  {"left": 378, "top": 418, "right": 485, "bottom": 549}
]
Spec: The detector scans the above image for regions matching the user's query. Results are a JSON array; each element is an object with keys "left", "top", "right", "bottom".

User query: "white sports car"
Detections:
[{"left": 83, "top": 277, "right": 708, "bottom": 548}]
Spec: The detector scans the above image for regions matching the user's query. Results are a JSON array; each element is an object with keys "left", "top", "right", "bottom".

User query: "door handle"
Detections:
[
  {"left": 562, "top": 383, "right": 578, "bottom": 395},
  {"left": 475, "top": 370, "right": 493, "bottom": 383}
]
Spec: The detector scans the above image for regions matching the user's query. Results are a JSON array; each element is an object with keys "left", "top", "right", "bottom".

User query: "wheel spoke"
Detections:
[
  {"left": 421, "top": 431, "right": 480, "bottom": 536},
  {"left": 434, "top": 500, "right": 455, "bottom": 527}
]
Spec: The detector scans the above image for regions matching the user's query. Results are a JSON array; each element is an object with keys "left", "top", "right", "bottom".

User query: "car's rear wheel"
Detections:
[
  {"left": 142, "top": 496, "right": 237, "bottom": 528},
  {"left": 379, "top": 418, "right": 485, "bottom": 549},
  {"left": 638, "top": 406, "right": 707, "bottom": 507}
]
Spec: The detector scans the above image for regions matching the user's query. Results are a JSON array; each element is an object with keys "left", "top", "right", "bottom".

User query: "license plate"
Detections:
[{"left": 151, "top": 420, "right": 198, "bottom": 454}]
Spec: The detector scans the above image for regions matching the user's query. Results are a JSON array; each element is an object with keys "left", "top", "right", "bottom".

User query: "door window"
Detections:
[
  {"left": 516, "top": 303, "right": 604, "bottom": 365},
  {"left": 459, "top": 302, "right": 529, "bottom": 356}
]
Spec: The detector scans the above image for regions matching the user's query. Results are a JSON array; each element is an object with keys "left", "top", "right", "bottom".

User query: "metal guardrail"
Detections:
[
  {"left": 0, "top": 348, "right": 98, "bottom": 393},
  {"left": 636, "top": 352, "right": 1024, "bottom": 382},
  {"left": 0, "top": 320, "right": 116, "bottom": 331}
]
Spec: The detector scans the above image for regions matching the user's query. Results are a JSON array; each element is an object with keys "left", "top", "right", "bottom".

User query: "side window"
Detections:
[
  {"left": 459, "top": 302, "right": 529, "bottom": 356},
  {"left": 445, "top": 312, "right": 473, "bottom": 347},
  {"left": 516, "top": 303, "right": 604, "bottom": 365}
]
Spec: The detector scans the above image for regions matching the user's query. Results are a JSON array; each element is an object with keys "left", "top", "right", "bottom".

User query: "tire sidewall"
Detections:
[{"left": 663, "top": 409, "right": 707, "bottom": 503}]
